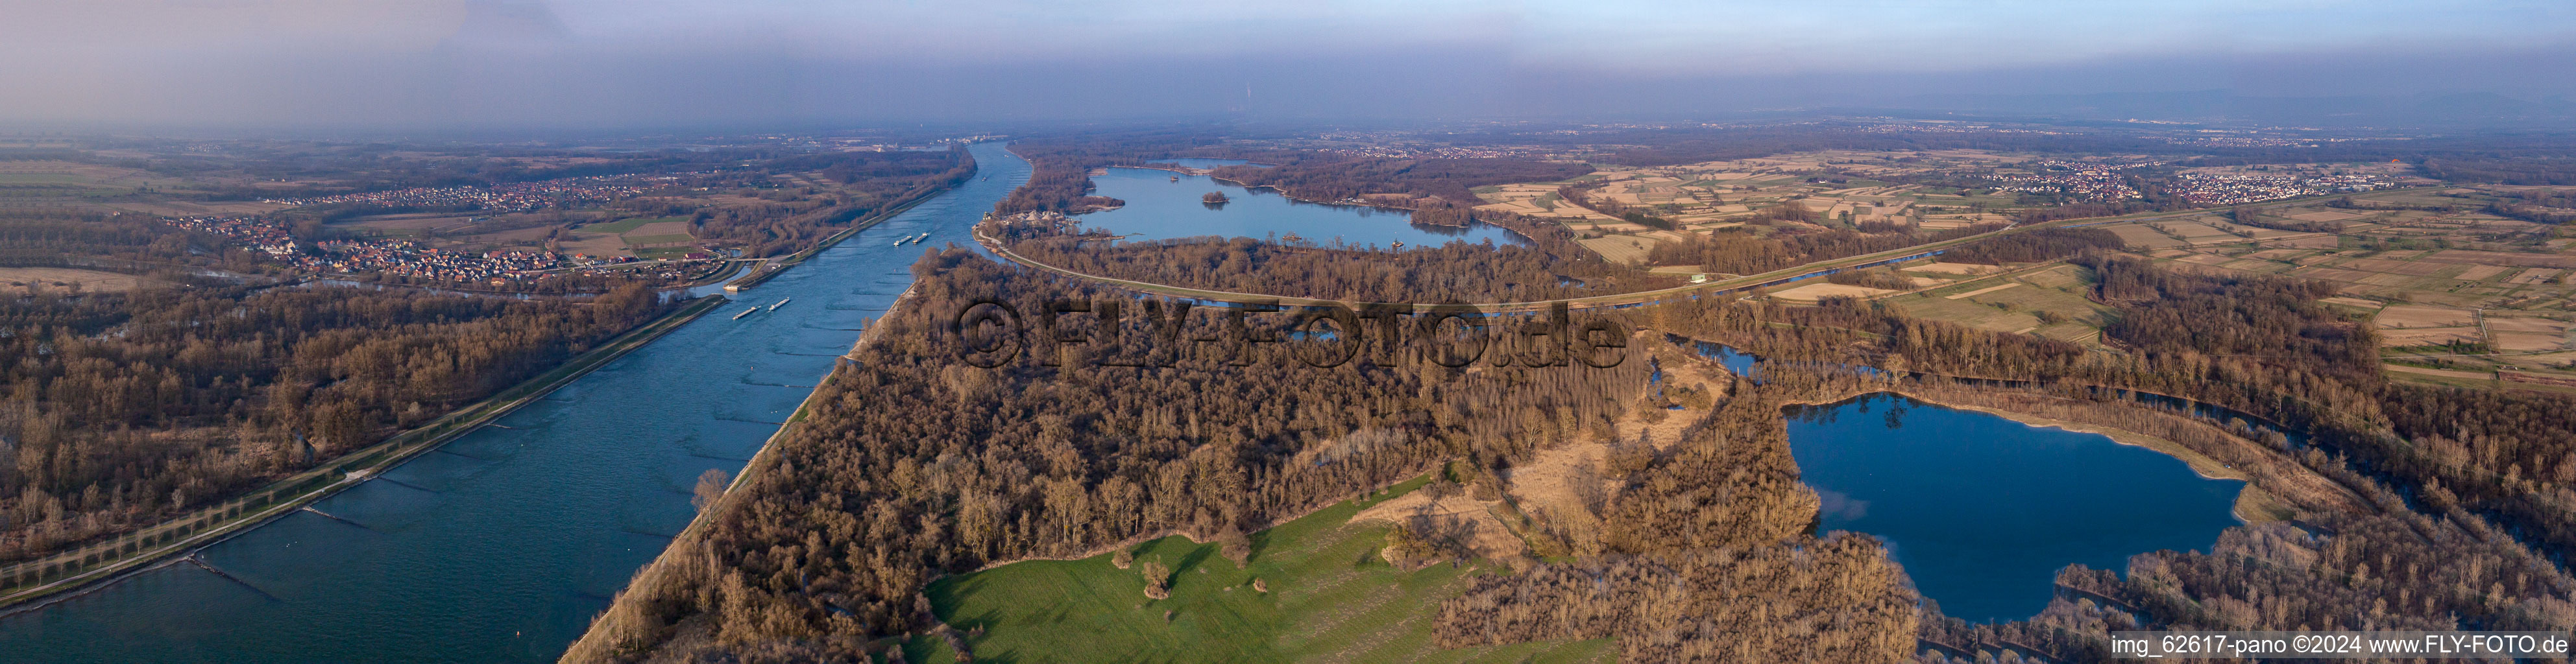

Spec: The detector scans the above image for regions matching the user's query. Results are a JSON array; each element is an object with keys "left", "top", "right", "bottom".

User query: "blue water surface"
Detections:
[
  {"left": 0, "top": 143, "right": 1034, "bottom": 663},
  {"left": 1074, "top": 167, "right": 1525, "bottom": 249},
  {"left": 1786, "top": 392, "right": 2243, "bottom": 623}
]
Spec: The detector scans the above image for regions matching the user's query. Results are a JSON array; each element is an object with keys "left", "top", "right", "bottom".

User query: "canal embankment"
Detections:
[{"left": 0, "top": 294, "right": 727, "bottom": 616}]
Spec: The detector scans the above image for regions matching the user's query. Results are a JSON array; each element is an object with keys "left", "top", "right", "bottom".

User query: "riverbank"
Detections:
[
  {"left": 718, "top": 170, "right": 969, "bottom": 292},
  {"left": 0, "top": 294, "right": 728, "bottom": 615},
  {"left": 561, "top": 292, "right": 894, "bottom": 661}
]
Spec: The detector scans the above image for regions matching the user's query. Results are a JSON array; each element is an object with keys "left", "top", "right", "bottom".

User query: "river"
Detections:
[
  {"left": 0, "top": 142, "right": 1032, "bottom": 663},
  {"left": 1074, "top": 165, "right": 1526, "bottom": 248},
  {"left": 1786, "top": 392, "right": 2244, "bottom": 624}
]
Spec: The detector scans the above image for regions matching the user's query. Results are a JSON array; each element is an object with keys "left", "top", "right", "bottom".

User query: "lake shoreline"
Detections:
[
  {"left": 1773, "top": 385, "right": 2296, "bottom": 525},
  {"left": 1779, "top": 386, "right": 2254, "bottom": 624},
  {"left": 1097, "top": 165, "right": 1531, "bottom": 243}
]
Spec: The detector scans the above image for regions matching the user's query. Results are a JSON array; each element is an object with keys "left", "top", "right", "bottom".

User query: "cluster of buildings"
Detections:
[
  {"left": 1996, "top": 160, "right": 2148, "bottom": 202},
  {"left": 1315, "top": 145, "right": 1519, "bottom": 160},
  {"left": 2168, "top": 172, "right": 2395, "bottom": 206},
  {"left": 990, "top": 210, "right": 1078, "bottom": 230},
  {"left": 297, "top": 238, "right": 563, "bottom": 283},
  {"left": 262, "top": 174, "right": 664, "bottom": 213},
  {"left": 2166, "top": 136, "right": 2320, "bottom": 148},
  {"left": 163, "top": 214, "right": 720, "bottom": 287},
  {"left": 164, "top": 216, "right": 298, "bottom": 256}
]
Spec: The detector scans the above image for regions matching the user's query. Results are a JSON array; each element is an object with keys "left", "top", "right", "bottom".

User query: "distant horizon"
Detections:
[
  {"left": 6, "top": 93, "right": 2576, "bottom": 143},
  {"left": 5, "top": 1, "right": 2573, "bottom": 131}
]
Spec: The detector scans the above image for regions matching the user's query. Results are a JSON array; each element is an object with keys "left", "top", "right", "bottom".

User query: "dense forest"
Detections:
[
  {"left": 1633, "top": 257, "right": 2576, "bottom": 661},
  {"left": 566, "top": 250, "right": 1655, "bottom": 661},
  {"left": 991, "top": 131, "right": 1244, "bottom": 215},
  {"left": 1932, "top": 227, "right": 2124, "bottom": 265},
  {"left": 1204, "top": 156, "right": 1590, "bottom": 211},
  {"left": 552, "top": 124, "right": 2576, "bottom": 661},
  {"left": 567, "top": 241, "right": 2576, "bottom": 661},
  {"left": 0, "top": 206, "right": 680, "bottom": 565},
  {"left": 0, "top": 211, "right": 282, "bottom": 278},
  {"left": 990, "top": 215, "right": 1674, "bottom": 302},
  {"left": 2477, "top": 188, "right": 2576, "bottom": 224},
  {"left": 0, "top": 283, "right": 672, "bottom": 564},
  {"left": 1439, "top": 534, "right": 1918, "bottom": 662}
]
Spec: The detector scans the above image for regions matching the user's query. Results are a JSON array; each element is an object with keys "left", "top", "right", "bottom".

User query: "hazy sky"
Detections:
[{"left": 3, "top": 1, "right": 2571, "bottom": 130}]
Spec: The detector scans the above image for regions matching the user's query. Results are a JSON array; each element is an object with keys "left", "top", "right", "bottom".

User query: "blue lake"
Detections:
[
  {"left": 1153, "top": 158, "right": 1254, "bottom": 169},
  {"left": 1073, "top": 167, "right": 1526, "bottom": 249},
  {"left": 1784, "top": 392, "right": 2244, "bottom": 623}
]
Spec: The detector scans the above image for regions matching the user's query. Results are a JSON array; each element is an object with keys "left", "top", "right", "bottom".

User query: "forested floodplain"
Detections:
[
  {"left": 1646, "top": 257, "right": 2576, "bottom": 660},
  {"left": 0, "top": 136, "right": 984, "bottom": 578},
  {"left": 0, "top": 273, "right": 674, "bottom": 568},
  {"left": 566, "top": 250, "right": 1653, "bottom": 661},
  {"left": 0, "top": 140, "right": 1027, "bottom": 662},
  {"left": 577, "top": 219, "right": 2576, "bottom": 663}
]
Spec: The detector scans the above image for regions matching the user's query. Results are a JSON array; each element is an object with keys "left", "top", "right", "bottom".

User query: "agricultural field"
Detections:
[
  {"left": 1472, "top": 150, "right": 2035, "bottom": 261},
  {"left": 1498, "top": 167, "right": 2575, "bottom": 387},
  {"left": 905, "top": 476, "right": 1611, "bottom": 664},
  {"left": 2102, "top": 215, "right": 2322, "bottom": 249},
  {"left": 2098, "top": 187, "right": 2576, "bottom": 386},
  {"left": 1816, "top": 181, "right": 2576, "bottom": 388},
  {"left": 1886, "top": 262, "right": 2118, "bottom": 344},
  {"left": 0, "top": 160, "right": 232, "bottom": 214},
  {"left": 0, "top": 267, "right": 156, "bottom": 294}
]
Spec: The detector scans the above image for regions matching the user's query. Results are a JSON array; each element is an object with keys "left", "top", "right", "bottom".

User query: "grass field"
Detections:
[
  {"left": 623, "top": 233, "right": 695, "bottom": 245},
  {"left": 2084, "top": 185, "right": 2576, "bottom": 388},
  {"left": 582, "top": 215, "right": 687, "bottom": 234},
  {"left": 0, "top": 267, "right": 152, "bottom": 293},
  {"left": 633, "top": 246, "right": 704, "bottom": 260},
  {"left": 1889, "top": 263, "right": 2115, "bottom": 340},
  {"left": 1470, "top": 148, "right": 2063, "bottom": 265},
  {"left": 905, "top": 476, "right": 1612, "bottom": 664}
]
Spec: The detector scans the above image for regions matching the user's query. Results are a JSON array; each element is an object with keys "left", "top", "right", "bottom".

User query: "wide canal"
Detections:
[{"left": 0, "top": 143, "right": 1032, "bottom": 663}]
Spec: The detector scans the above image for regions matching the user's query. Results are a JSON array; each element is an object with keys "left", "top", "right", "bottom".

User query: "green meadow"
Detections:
[{"left": 900, "top": 477, "right": 1610, "bottom": 664}]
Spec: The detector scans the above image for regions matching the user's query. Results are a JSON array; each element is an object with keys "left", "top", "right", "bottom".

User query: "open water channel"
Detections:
[{"left": 0, "top": 142, "right": 1032, "bottom": 663}]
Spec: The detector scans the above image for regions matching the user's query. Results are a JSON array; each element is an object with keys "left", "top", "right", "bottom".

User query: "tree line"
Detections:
[
  {"left": 1633, "top": 256, "right": 2576, "bottom": 660},
  {"left": 687, "top": 148, "right": 975, "bottom": 257},
  {"left": 1207, "top": 156, "right": 1588, "bottom": 209},
  {"left": 989, "top": 131, "right": 1243, "bottom": 215},
  {"left": 0, "top": 283, "right": 672, "bottom": 565},
  {"left": 565, "top": 250, "right": 1655, "bottom": 661},
  {"left": 991, "top": 222, "right": 1675, "bottom": 303}
]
